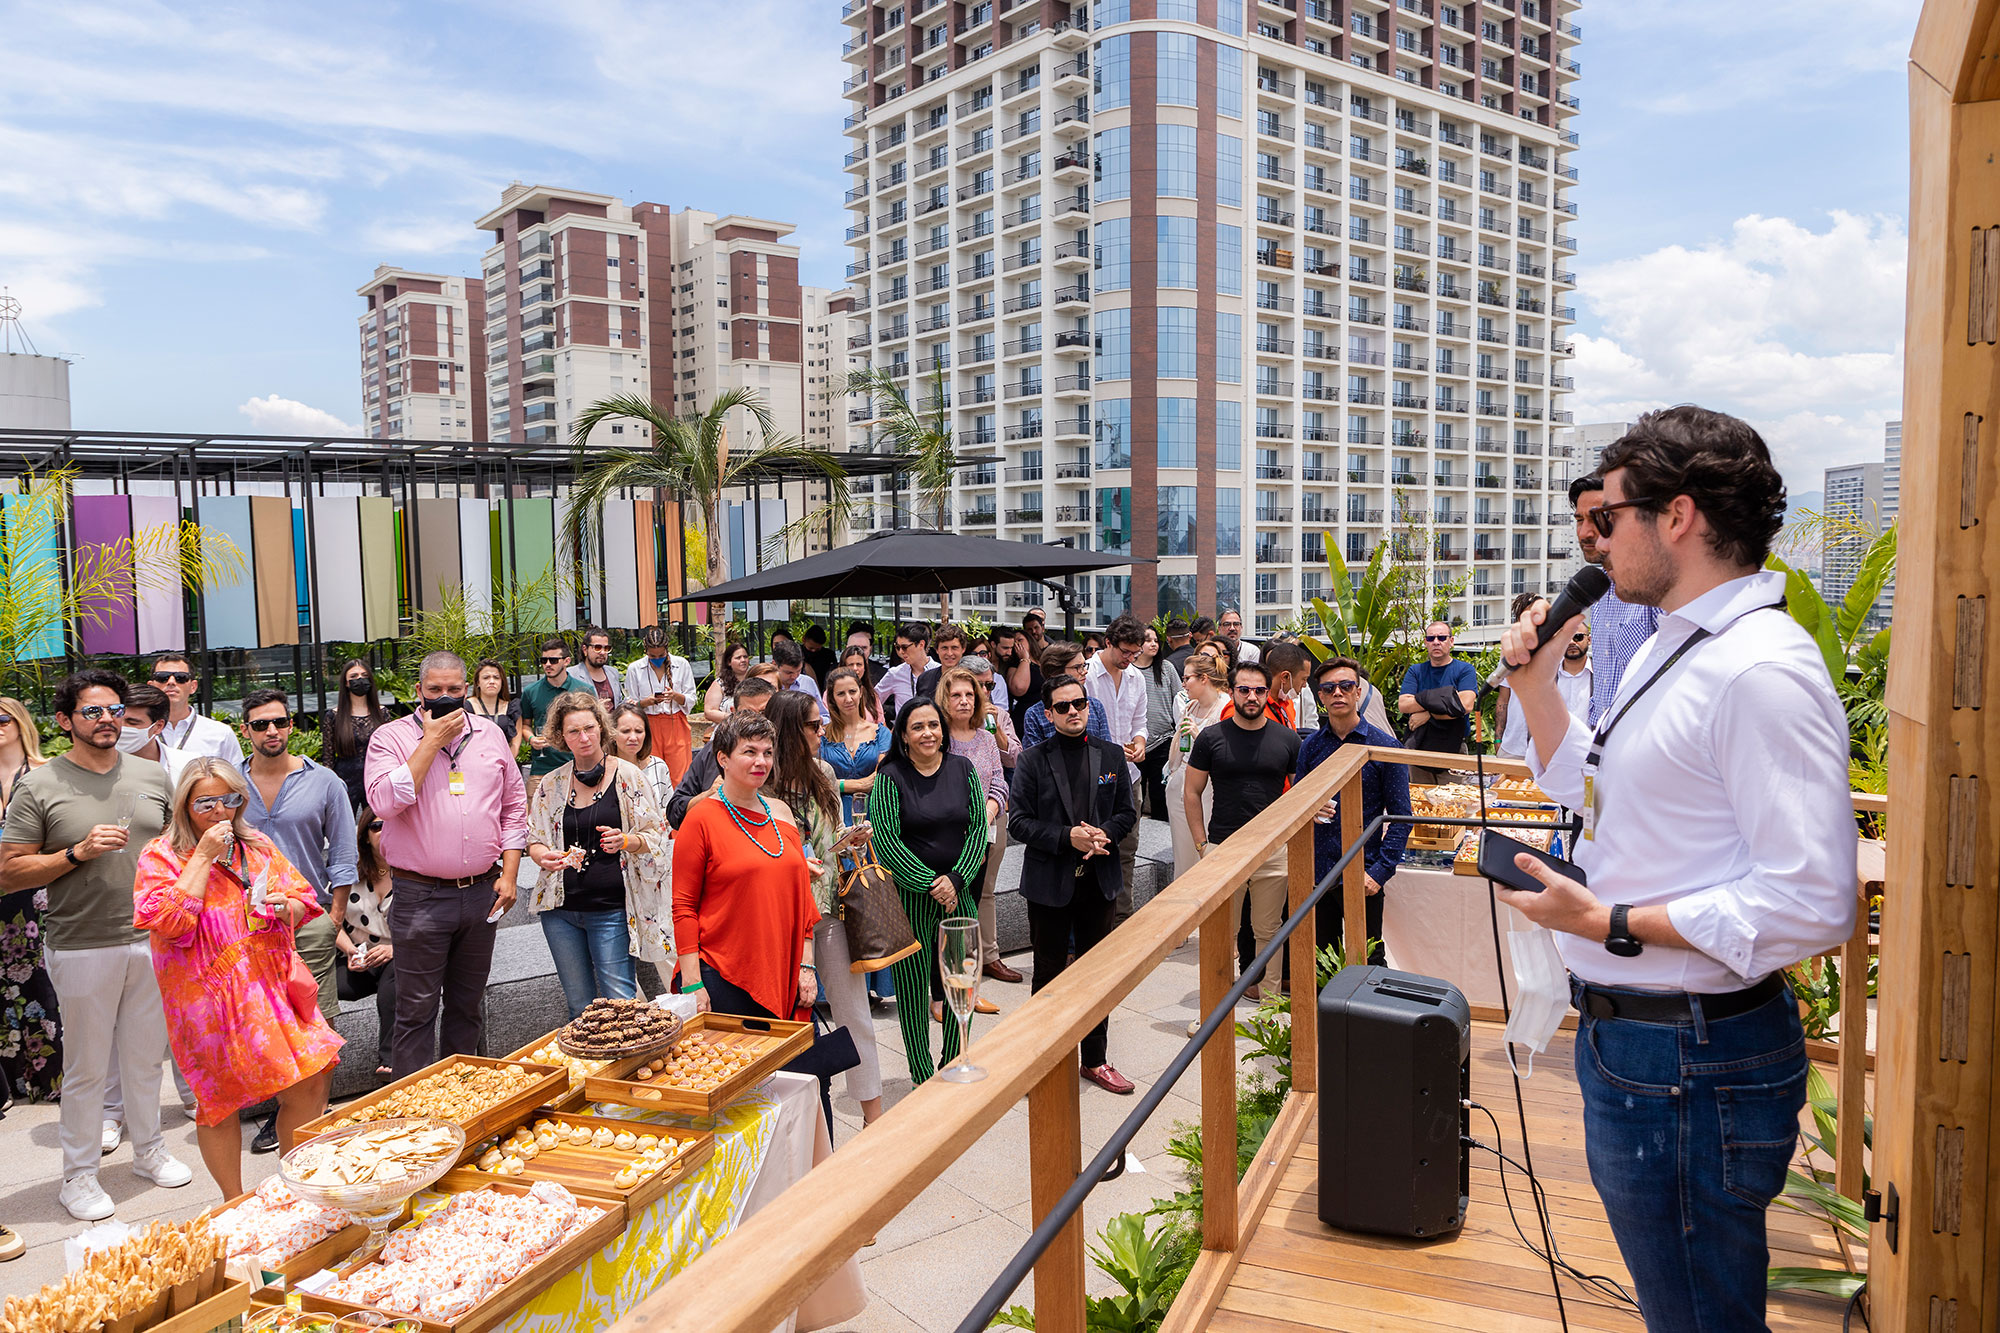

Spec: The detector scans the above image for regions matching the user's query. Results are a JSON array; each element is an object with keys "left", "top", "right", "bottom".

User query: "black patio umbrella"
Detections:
[{"left": 668, "top": 528, "right": 1153, "bottom": 638}]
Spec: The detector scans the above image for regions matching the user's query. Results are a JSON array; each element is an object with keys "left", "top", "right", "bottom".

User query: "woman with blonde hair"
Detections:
[
  {"left": 524, "top": 692, "right": 672, "bottom": 1020},
  {"left": 1166, "top": 654, "right": 1228, "bottom": 880},
  {"left": 0, "top": 695, "right": 60, "bottom": 1103},
  {"left": 132, "top": 758, "right": 341, "bottom": 1199}
]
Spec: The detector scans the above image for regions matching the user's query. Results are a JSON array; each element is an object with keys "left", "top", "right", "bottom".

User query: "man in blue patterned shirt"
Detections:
[
  {"left": 1570, "top": 472, "right": 1661, "bottom": 724},
  {"left": 1298, "top": 656, "right": 1411, "bottom": 964}
]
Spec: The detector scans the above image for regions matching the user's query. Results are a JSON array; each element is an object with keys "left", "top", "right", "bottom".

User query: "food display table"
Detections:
[{"left": 351, "top": 1071, "right": 863, "bottom": 1333}]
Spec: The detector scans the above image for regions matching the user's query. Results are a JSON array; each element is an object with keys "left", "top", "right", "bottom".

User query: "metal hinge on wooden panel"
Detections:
[{"left": 1863, "top": 1181, "right": 1898, "bottom": 1253}]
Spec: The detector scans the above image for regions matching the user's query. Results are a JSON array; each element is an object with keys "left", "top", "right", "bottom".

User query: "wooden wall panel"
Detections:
[
  {"left": 249, "top": 496, "right": 298, "bottom": 647},
  {"left": 413, "top": 499, "right": 463, "bottom": 616},
  {"left": 356, "top": 497, "right": 399, "bottom": 643}
]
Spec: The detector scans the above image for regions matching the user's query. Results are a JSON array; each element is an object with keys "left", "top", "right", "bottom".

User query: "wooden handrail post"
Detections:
[
  {"left": 1340, "top": 768, "right": 1367, "bottom": 968},
  {"left": 1027, "top": 1057, "right": 1086, "bottom": 1333},
  {"left": 1835, "top": 894, "right": 1871, "bottom": 1201},
  {"left": 1288, "top": 820, "right": 1318, "bottom": 1094},
  {"left": 1199, "top": 900, "right": 1239, "bottom": 1252}
]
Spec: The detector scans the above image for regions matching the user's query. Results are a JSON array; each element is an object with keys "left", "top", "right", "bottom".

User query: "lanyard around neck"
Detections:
[{"left": 1585, "top": 600, "right": 1785, "bottom": 767}]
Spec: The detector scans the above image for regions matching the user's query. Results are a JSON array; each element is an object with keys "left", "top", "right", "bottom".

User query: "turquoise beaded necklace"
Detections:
[{"left": 718, "top": 788, "right": 786, "bottom": 859}]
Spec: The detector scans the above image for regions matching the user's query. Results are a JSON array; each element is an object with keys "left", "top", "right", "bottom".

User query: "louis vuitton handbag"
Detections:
[{"left": 838, "top": 843, "right": 923, "bottom": 973}]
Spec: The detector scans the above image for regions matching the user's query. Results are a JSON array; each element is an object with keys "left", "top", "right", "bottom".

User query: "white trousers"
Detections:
[{"left": 44, "top": 940, "right": 169, "bottom": 1181}]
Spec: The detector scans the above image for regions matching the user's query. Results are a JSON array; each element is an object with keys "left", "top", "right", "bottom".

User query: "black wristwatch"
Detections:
[
  {"left": 1605, "top": 903, "right": 1643, "bottom": 958},
  {"left": 64, "top": 844, "right": 83, "bottom": 867}
]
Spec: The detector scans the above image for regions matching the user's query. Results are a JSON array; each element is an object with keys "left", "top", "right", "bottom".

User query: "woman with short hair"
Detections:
[
  {"left": 524, "top": 692, "right": 673, "bottom": 1020},
  {"left": 133, "top": 759, "right": 342, "bottom": 1199}
]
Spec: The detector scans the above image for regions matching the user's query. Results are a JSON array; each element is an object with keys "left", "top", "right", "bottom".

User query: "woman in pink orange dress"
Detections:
[{"left": 133, "top": 757, "right": 342, "bottom": 1199}]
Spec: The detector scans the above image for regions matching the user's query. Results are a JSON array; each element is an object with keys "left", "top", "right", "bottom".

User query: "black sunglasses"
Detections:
[
  {"left": 1587, "top": 496, "right": 1655, "bottom": 538},
  {"left": 368, "top": 819, "right": 384, "bottom": 832},
  {"left": 1316, "top": 679, "right": 1361, "bottom": 695},
  {"left": 1424, "top": 634, "right": 1451, "bottom": 642},
  {"left": 1234, "top": 685, "right": 1269, "bottom": 696},
  {"left": 151, "top": 671, "right": 193, "bottom": 684},
  {"left": 1047, "top": 697, "right": 1090, "bottom": 714},
  {"left": 541, "top": 655, "right": 565, "bottom": 665},
  {"left": 245, "top": 717, "right": 291, "bottom": 733}
]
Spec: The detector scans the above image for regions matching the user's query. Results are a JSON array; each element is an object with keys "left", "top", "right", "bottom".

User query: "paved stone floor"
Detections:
[{"left": 0, "top": 817, "right": 1255, "bottom": 1331}]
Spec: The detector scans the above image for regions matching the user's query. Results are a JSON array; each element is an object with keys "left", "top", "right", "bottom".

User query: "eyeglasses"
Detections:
[
  {"left": 1234, "top": 685, "right": 1269, "bottom": 696},
  {"left": 1316, "top": 679, "right": 1362, "bottom": 695},
  {"left": 245, "top": 717, "right": 291, "bottom": 733},
  {"left": 189, "top": 793, "right": 246, "bottom": 814},
  {"left": 1587, "top": 496, "right": 1655, "bottom": 538},
  {"left": 1047, "top": 697, "right": 1090, "bottom": 714},
  {"left": 540, "top": 656, "right": 565, "bottom": 666},
  {"left": 151, "top": 672, "right": 193, "bottom": 685},
  {"left": 75, "top": 704, "right": 126, "bottom": 721}
]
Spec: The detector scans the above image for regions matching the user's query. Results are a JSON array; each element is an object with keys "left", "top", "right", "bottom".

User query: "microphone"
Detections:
[{"left": 1483, "top": 565, "right": 1611, "bottom": 690}]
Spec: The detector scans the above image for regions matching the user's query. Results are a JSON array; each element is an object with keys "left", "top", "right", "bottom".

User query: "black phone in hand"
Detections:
[{"left": 1476, "top": 830, "right": 1586, "bottom": 894}]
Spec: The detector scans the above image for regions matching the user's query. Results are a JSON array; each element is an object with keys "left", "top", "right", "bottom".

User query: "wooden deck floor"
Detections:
[{"left": 1211, "top": 1021, "right": 1860, "bottom": 1333}]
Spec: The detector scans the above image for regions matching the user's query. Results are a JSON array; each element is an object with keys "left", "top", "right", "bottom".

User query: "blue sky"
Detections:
[{"left": 2, "top": 0, "right": 1918, "bottom": 490}]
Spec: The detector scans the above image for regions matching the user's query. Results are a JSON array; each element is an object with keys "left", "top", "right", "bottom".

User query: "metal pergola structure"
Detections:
[{"left": 0, "top": 426, "right": 1000, "bottom": 714}]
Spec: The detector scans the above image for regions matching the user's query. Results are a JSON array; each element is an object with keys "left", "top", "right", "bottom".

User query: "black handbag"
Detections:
[{"left": 783, "top": 1012, "right": 863, "bottom": 1137}]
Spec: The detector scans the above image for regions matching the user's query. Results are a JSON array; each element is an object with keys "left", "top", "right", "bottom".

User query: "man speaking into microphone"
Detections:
[{"left": 1493, "top": 406, "right": 1856, "bottom": 1332}]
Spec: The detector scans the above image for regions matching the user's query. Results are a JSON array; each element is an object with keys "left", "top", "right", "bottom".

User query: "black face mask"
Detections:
[
  {"left": 346, "top": 677, "right": 373, "bottom": 696},
  {"left": 426, "top": 694, "right": 467, "bottom": 718},
  {"left": 574, "top": 760, "right": 608, "bottom": 786}
]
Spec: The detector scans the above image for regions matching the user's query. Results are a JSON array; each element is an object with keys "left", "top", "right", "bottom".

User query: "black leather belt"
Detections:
[
  {"left": 1576, "top": 973, "right": 1786, "bottom": 1025},
  {"left": 392, "top": 867, "right": 499, "bottom": 891}
]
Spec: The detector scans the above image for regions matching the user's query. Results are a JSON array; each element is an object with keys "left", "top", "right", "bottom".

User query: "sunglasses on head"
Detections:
[
  {"left": 1047, "top": 697, "right": 1089, "bottom": 714},
  {"left": 246, "top": 717, "right": 291, "bottom": 733},
  {"left": 75, "top": 704, "right": 126, "bottom": 721},
  {"left": 152, "top": 672, "right": 193, "bottom": 684},
  {"left": 1587, "top": 496, "right": 1655, "bottom": 538},
  {"left": 189, "top": 793, "right": 246, "bottom": 814}
]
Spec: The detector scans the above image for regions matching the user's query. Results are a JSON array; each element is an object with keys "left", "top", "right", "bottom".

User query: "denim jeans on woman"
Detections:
[
  {"left": 1571, "top": 978, "right": 1806, "bottom": 1333},
  {"left": 539, "top": 909, "right": 637, "bottom": 1021}
]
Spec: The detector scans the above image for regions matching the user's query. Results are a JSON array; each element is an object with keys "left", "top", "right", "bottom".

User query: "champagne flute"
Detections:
[
  {"left": 937, "top": 916, "right": 986, "bottom": 1083},
  {"left": 114, "top": 794, "right": 136, "bottom": 831}
]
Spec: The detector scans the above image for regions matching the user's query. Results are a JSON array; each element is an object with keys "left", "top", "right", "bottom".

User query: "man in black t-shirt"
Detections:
[{"left": 1183, "top": 660, "right": 1301, "bottom": 1000}]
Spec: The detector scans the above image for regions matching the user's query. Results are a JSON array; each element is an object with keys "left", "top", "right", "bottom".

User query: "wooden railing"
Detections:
[{"left": 614, "top": 744, "right": 1884, "bottom": 1333}]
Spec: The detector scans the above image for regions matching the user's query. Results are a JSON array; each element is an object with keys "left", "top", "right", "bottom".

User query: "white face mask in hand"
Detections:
[{"left": 1504, "top": 923, "right": 1571, "bottom": 1078}]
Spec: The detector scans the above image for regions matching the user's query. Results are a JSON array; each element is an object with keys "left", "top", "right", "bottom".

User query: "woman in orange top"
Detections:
[
  {"left": 133, "top": 758, "right": 342, "bottom": 1199},
  {"left": 670, "top": 711, "right": 820, "bottom": 1020}
]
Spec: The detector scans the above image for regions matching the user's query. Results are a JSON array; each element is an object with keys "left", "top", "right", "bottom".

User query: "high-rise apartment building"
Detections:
[
  {"left": 1560, "top": 418, "right": 1627, "bottom": 476},
  {"left": 1882, "top": 419, "right": 1901, "bottom": 523},
  {"left": 356, "top": 267, "right": 485, "bottom": 441},
  {"left": 840, "top": 0, "right": 1580, "bottom": 635},
  {"left": 1822, "top": 460, "right": 1888, "bottom": 627}
]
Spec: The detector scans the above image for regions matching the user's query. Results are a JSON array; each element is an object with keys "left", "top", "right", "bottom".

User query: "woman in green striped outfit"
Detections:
[{"left": 867, "top": 697, "right": 988, "bottom": 1086}]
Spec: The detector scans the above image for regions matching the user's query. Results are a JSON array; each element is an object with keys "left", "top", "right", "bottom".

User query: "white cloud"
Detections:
[
  {"left": 238, "top": 394, "right": 357, "bottom": 437},
  {"left": 1569, "top": 212, "right": 1905, "bottom": 484}
]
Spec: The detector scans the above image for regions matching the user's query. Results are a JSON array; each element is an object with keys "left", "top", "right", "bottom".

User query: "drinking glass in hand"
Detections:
[
  {"left": 937, "top": 915, "right": 986, "bottom": 1083},
  {"left": 114, "top": 795, "right": 137, "bottom": 831}
]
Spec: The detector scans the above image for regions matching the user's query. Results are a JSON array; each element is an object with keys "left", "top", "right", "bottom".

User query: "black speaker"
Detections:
[{"left": 1316, "top": 965, "right": 1471, "bottom": 1238}]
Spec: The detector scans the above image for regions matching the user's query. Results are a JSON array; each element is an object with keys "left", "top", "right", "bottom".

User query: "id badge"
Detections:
[
  {"left": 448, "top": 769, "right": 467, "bottom": 797},
  {"left": 1580, "top": 765, "right": 1597, "bottom": 843}
]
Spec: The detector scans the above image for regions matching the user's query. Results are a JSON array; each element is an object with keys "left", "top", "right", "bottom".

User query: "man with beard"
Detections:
[
  {"left": 1215, "top": 609, "right": 1257, "bottom": 665},
  {"left": 0, "top": 671, "right": 191, "bottom": 1220},
  {"left": 1182, "top": 660, "right": 1301, "bottom": 1000},
  {"left": 1497, "top": 601, "right": 1594, "bottom": 757},
  {"left": 995, "top": 625, "right": 1041, "bottom": 739},
  {"left": 567, "top": 626, "right": 626, "bottom": 709},
  {"left": 1571, "top": 472, "right": 1662, "bottom": 725}
]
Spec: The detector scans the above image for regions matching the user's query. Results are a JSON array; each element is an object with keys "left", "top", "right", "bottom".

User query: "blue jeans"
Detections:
[
  {"left": 1572, "top": 979, "right": 1806, "bottom": 1333},
  {"left": 540, "top": 909, "right": 638, "bottom": 1021}
]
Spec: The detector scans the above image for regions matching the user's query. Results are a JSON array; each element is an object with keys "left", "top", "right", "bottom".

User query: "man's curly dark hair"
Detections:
[{"left": 1600, "top": 406, "right": 1787, "bottom": 568}]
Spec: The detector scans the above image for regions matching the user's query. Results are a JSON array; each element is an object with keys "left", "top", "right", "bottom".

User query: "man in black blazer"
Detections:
[{"left": 1008, "top": 675, "right": 1140, "bottom": 1094}]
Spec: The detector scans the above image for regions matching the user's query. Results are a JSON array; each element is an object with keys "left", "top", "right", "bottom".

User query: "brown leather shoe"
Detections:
[
  {"left": 983, "top": 960, "right": 1024, "bottom": 983},
  {"left": 1081, "top": 1064, "right": 1136, "bottom": 1095}
]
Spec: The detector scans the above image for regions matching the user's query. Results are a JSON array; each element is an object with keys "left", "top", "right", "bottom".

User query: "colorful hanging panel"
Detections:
[
  {"left": 129, "top": 494, "right": 185, "bottom": 655},
  {"left": 458, "top": 498, "right": 492, "bottom": 621},
  {"left": 198, "top": 495, "right": 259, "bottom": 650},
  {"left": 311, "top": 497, "right": 366, "bottom": 643},
  {"left": 250, "top": 496, "right": 299, "bottom": 647},
  {"left": 71, "top": 494, "right": 137, "bottom": 656},
  {"left": 600, "top": 499, "right": 640, "bottom": 630},
  {"left": 292, "top": 508, "right": 309, "bottom": 625},
  {"left": 412, "top": 499, "right": 462, "bottom": 616},
  {"left": 1, "top": 491, "right": 64, "bottom": 661},
  {"left": 502, "top": 498, "right": 556, "bottom": 633},
  {"left": 356, "top": 497, "right": 399, "bottom": 642}
]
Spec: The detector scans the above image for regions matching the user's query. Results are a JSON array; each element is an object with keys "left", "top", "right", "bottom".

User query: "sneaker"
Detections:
[
  {"left": 59, "top": 1173, "right": 115, "bottom": 1222},
  {"left": 132, "top": 1149, "right": 193, "bottom": 1189},
  {"left": 250, "top": 1116, "right": 280, "bottom": 1155},
  {"left": 100, "top": 1119, "right": 124, "bottom": 1156},
  {"left": 0, "top": 1224, "right": 23, "bottom": 1262}
]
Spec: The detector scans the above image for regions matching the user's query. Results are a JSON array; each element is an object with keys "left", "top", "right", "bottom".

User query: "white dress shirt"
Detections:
[
  {"left": 1525, "top": 571, "right": 1857, "bottom": 992},
  {"left": 160, "top": 709, "right": 245, "bottom": 763},
  {"left": 876, "top": 657, "right": 930, "bottom": 719},
  {"left": 625, "top": 655, "right": 696, "bottom": 716},
  {"left": 1084, "top": 654, "right": 1148, "bottom": 781},
  {"left": 1501, "top": 660, "right": 1592, "bottom": 757}
]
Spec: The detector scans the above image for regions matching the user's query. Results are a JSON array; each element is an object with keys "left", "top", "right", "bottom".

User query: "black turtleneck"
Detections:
[{"left": 1055, "top": 728, "right": 1091, "bottom": 817}]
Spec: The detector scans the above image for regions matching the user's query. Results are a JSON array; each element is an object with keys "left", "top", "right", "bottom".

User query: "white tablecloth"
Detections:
[{"left": 1380, "top": 864, "right": 1534, "bottom": 1009}]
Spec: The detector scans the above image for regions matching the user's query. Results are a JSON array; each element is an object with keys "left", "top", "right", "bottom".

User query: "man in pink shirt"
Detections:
[{"left": 364, "top": 651, "right": 527, "bottom": 1077}]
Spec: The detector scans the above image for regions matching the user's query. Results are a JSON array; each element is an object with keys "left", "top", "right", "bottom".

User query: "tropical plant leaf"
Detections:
[
  {"left": 1766, "top": 1267, "right": 1866, "bottom": 1299},
  {"left": 1834, "top": 525, "right": 1897, "bottom": 648},
  {"left": 1767, "top": 555, "right": 1845, "bottom": 684}
]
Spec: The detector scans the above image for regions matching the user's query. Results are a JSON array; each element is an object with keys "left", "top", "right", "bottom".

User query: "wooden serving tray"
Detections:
[
  {"left": 583, "top": 1012, "right": 811, "bottom": 1117},
  {"left": 502, "top": 1030, "right": 652, "bottom": 1113},
  {"left": 299, "top": 1180, "right": 625, "bottom": 1333},
  {"left": 285, "top": 1055, "right": 567, "bottom": 1162},
  {"left": 127, "top": 1277, "right": 250, "bottom": 1333},
  {"left": 439, "top": 1112, "right": 713, "bottom": 1220},
  {"left": 203, "top": 1190, "right": 383, "bottom": 1282}
]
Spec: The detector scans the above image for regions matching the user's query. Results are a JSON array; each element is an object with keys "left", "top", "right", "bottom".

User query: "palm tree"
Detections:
[
  {"left": 841, "top": 366, "right": 962, "bottom": 619},
  {"left": 561, "top": 388, "right": 850, "bottom": 676}
]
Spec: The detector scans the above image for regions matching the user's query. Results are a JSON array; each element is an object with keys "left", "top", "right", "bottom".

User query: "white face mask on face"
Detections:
[{"left": 115, "top": 726, "right": 157, "bottom": 755}]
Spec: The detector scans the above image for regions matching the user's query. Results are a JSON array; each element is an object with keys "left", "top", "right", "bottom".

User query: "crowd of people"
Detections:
[{"left": 0, "top": 483, "right": 1656, "bottom": 1235}]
